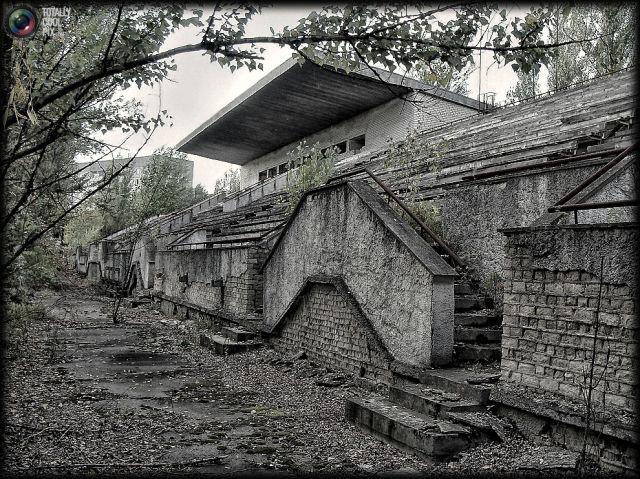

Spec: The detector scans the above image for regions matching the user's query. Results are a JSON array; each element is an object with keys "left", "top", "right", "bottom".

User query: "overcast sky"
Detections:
[{"left": 79, "top": 5, "right": 536, "bottom": 192}]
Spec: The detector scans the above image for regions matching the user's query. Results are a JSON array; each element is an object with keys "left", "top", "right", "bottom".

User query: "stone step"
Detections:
[
  {"left": 418, "top": 369, "right": 493, "bottom": 405},
  {"left": 454, "top": 326, "right": 502, "bottom": 343},
  {"left": 221, "top": 326, "right": 255, "bottom": 342},
  {"left": 389, "top": 384, "right": 484, "bottom": 418},
  {"left": 199, "top": 333, "right": 261, "bottom": 356},
  {"left": 454, "top": 295, "right": 484, "bottom": 312},
  {"left": 454, "top": 312, "right": 501, "bottom": 327},
  {"left": 130, "top": 298, "right": 152, "bottom": 308},
  {"left": 345, "top": 395, "right": 472, "bottom": 459},
  {"left": 454, "top": 343, "right": 502, "bottom": 363}
]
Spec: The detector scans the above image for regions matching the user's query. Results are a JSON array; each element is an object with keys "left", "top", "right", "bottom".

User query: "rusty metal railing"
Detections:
[
  {"left": 545, "top": 142, "right": 638, "bottom": 224},
  {"left": 548, "top": 199, "right": 639, "bottom": 213},
  {"left": 327, "top": 167, "right": 465, "bottom": 269},
  {"left": 549, "top": 143, "right": 638, "bottom": 210}
]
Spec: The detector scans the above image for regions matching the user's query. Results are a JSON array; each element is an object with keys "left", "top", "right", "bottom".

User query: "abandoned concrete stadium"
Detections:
[{"left": 74, "top": 59, "right": 638, "bottom": 472}]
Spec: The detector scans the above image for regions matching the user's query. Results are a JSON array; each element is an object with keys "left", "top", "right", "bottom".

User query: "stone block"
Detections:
[
  {"left": 545, "top": 283, "right": 564, "bottom": 295},
  {"left": 518, "top": 363, "right": 536, "bottom": 374},
  {"left": 558, "top": 382, "right": 581, "bottom": 398},
  {"left": 599, "top": 312, "right": 620, "bottom": 327},
  {"left": 539, "top": 377, "right": 560, "bottom": 391},
  {"left": 520, "top": 373, "right": 540, "bottom": 388}
]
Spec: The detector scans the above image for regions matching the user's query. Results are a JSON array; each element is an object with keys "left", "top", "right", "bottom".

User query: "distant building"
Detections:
[{"left": 75, "top": 155, "right": 194, "bottom": 190}]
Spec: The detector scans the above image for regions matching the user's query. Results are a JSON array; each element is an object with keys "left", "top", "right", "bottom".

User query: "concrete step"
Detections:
[
  {"left": 199, "top": 333, "right": 261, "bottom": 356},
  {"left": 418, "top": 369, "right": 493, "bottom": 405},
  {"left": 221, "top": 326, "right": 255, "bottom": 342},
  {"left": 389, "top": 384, "right": 484, "bottom": 418},
  {"left": 345, "top": 395, "right": 472, "bottom": 459},
  {"left": 454, "top": 295, "right": 484, "bottom": 312},
  {"left": 444, "top": 411, "right": 513, "bottom": 443},
  {"left": 454, "top": 326, "right": 502, "bottom": 343},
  {"left": 454, "top": 312, "right": 501, "bottom": 327},
  {"left": 454, "top": 343, "right": 501, "bottom": 363}
]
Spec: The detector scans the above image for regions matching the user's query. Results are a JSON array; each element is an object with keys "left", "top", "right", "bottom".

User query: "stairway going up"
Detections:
[
  {"left": 345, "top": 368, "right": 509, "bottom": 461},
  {"left": 452, "top": 281, "right": 502, "bottom": 365},
  {"left": 343, "top": 188, "right": 508, "bottom": 459}
]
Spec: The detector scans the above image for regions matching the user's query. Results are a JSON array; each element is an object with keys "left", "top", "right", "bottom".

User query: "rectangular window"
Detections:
[
  {"left": 335, "top": 141, "right": 347, "bottom": 154},
  {"left": 258, "top": 170, "right": 267, "bottom": 182},
  {"left": 349, "top": 134, "right": 366, "bottom": 153},
  {"left": 278, "top": 162, "right": 289, "bottom": 175},
  {"left": 268, "top": 167, "right": 277, "bottom": 178}
]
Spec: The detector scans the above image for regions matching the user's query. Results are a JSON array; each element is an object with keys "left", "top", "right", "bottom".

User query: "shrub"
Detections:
[{"left": 285, "top": 141, "right": 336, "bottom": 212}]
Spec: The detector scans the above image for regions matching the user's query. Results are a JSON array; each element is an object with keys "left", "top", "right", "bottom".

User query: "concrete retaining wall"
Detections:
[
  {"left": 263, "top": 180, "right": 456, "bottom": 369},
  {"left": 436, "top": 158, "right": 637, "bottom": 287}
]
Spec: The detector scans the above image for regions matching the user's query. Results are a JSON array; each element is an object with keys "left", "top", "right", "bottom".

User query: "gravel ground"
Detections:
[{"left": 2, "top": 281, "right": 612, "bottom": 477}]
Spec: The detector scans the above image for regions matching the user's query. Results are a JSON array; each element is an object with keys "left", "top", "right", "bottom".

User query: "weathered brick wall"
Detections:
[
  {"left": 501, "top": 224, "right": 639, "bottom": 413},
  {"left": 154, "top": 246, "right": 265, "bottom": 319},
  {"left": 412, "top": 92, "right": 477, "bottom": 132},
  {"left": 271, "top": 282, "right": 391, "bottom": 377}
]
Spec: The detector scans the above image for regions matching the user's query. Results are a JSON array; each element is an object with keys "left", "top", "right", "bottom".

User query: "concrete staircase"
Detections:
[
  {"left": 453, "top": 282, "right": 502, "bottom": 365},
  {"left": 346, "top": 368, "right": 508, "bottom": 460},
  {"left": 199, "top": 326, "right": 262, "bottom": 355}
]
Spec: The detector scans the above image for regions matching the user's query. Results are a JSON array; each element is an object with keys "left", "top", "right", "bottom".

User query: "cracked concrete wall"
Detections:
[
  {"left": 567, "top": 157, "right": 638, "bottom": 225},
  {"left": 129, "top": 236, "right": 157, "bottom": 289},
  {"left": 154, "top": 247, "right": 264, "bottom": 319},
  {"left": 438, "top": 162, "right": 635, "bottom": 285},
  {"left": 263, "top": 181, "right": 455, "bottom": 368}
]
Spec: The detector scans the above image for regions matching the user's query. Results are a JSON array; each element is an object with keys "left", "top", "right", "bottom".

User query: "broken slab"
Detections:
[
  {"left": 199, "top": 333, "right": 261, "bottom": 356},
  {"left": 345, "top": 395, "right": 471, "bottom": 459}
]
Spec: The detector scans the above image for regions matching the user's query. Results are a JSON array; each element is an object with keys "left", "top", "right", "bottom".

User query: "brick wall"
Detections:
[
  {"left": 411, "top": 92, "right": 477, "bottom": 132},
  {"left": 271, "top": 282, "right": 391, "bottom": 378},
  {"left": 501, "top": 225, "right": 639, "bottom": 413}
]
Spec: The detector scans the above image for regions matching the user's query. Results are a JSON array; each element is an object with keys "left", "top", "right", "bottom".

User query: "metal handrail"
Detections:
[
  {"left": 327, "top": 167, "right": 465, "bottom": 268},
  {"left": 548, "top": 199, "right": 639, "bottom": 213}
]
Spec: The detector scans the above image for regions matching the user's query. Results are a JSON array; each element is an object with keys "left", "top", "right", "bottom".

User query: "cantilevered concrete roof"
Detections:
[{"left": 177, "top": 57, "right": 482, "bottom": 165}]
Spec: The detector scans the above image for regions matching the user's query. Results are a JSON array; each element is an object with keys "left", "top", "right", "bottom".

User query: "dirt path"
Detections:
[{"left": 4, "top": 284, "right": 434, "bottom": 476}]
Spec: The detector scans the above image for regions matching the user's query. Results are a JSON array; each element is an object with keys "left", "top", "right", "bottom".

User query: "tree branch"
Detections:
[
  {"left": 102, "top": 4, "right": 124, "bottom": 72},
  {"left": 3, "top": 29, "right": 611, "bottom": 128},
  {"left": 1, "top": 120, "right": 159, "bottom": 275}
]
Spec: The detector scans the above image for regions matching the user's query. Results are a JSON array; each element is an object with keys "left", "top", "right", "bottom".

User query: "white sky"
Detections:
[{"left": 79, "top": 5, "right": 537, "bottom": 192}]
